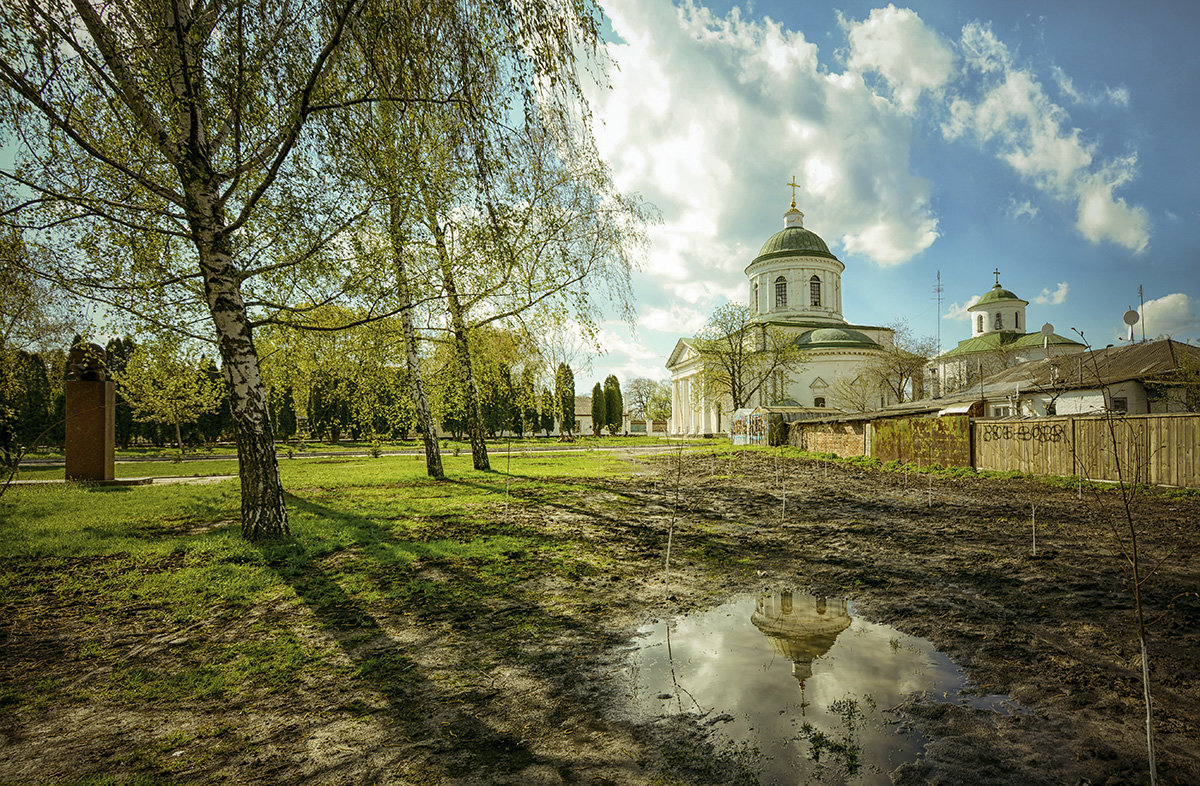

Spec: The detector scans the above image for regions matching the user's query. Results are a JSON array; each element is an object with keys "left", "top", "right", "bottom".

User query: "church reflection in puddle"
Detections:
[
  {"left": 620, "top": 590, "right": 1019, "bottom": 785},
  {"left": 751, "top": 592, "right": 852, "bottom": 716}
]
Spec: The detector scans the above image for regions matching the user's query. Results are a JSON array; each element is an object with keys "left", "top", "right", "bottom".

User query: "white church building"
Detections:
[{"left": 667, "top": 201, "right": 897, "bottom": 436}]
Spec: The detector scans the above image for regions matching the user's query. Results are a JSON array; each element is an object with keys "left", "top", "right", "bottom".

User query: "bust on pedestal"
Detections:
[{"left": 65, "top": 342, "right": 115, "bottom": 482}]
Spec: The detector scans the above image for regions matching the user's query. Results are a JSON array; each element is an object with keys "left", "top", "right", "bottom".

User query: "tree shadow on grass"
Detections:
[{"left": 256, "top": 493, "right": 549, "bottom": 779}]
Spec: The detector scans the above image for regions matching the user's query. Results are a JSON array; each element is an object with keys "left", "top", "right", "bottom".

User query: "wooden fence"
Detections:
[
  {"left": 973, "top": 412, "right": 1200, "bottom": 488},
  {"left": 787, "top": 412, "right": 1198, "bottom": 488}
]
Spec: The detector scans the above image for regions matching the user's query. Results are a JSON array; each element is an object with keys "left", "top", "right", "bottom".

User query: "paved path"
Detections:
[{"left": 17, "top": 441, "right": 708, "bottom": 467}]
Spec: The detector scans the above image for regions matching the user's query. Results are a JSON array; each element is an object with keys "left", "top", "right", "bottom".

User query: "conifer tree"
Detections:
[
  {"left": 603, "top": 375, "right": 623, "bottom": 435},
  {"left": 555, "top": 363, "right": 576, "bottom": 437}
]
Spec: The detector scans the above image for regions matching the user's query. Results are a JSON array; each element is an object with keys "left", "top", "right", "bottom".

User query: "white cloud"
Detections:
[
  {"left": 842, "top": 4, "right": 956, "bottom": 114},
  {"left": 1052, "top": 66, "right": 1130, "bottom": 108},
  {"left": 944, "top": 295, "right": 981, "bottom": 321},
  {"left": 1074, "top": 156, "right": 1150, "bottom": 253},
  {"left": 1033, "top": 282, "right": 1069, "bottom": 305},
  {"left": 637, "top": 304, "right": 708, "bottom": 334},
  {"left": 1006, "top": 198, "right": 1038, "bottom": 220},
  {"left": 944, "top": 22, "right": 1150, "bottom": 253},
  {"left": 592, "top": 0, "right": 942, "bottom": 292},
  {"left": 1139, "top": 293, "right": 1199, "bottom": 339}
]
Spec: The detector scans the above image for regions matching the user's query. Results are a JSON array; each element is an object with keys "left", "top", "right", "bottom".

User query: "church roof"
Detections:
[
  {"left": 795, "top": 327, "right": 879, "bottom": 349},
  {"left": 754, "top": 226, "right": 839, "bottom": 264},
  {"left": 938, "top": 330, "right": 1082, "bottom": 359},
  {"left": 971, "top": 282, "right": 1028, "bottom": 308}
]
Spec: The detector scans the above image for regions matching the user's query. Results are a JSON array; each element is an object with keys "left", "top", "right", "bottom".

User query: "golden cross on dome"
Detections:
[
  {"left": 786, "top": 176, "right": 801, "bottom": 208},
  {"left": 993, "top": 267, "right": 1001, "bottom": 285}
]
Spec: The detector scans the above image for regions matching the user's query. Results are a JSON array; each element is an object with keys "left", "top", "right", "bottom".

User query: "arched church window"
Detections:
[
  {"left": 775, "top": 276, "right": 787, "bottom": 309},
  {"left": 977, "top": 315, "right": 984, "bottom": 333},
  {"left": 752, "top": 283, "right": 759, "bottom": 313},
  {"left": 995, "top": 312, "right": 1003, "bottom": 330},
  {"left": 809, "top": 275, "right": 821, "bottom": 307},
  {"left": 814, "top": 396, "right": 826, "bottom": 408}
]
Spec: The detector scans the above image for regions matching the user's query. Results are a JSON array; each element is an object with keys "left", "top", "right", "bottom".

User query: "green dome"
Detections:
[
  {"left": 973, "top": 283, "right": 1026, "bottom": 307},
  {"left": 795, "top": 327, "right": 878, "bottom": 349},
  {"left": 755, "top": 226, "right": 837, "bottom": 262}
]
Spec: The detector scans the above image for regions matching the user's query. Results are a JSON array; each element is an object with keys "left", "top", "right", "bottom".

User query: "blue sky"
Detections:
[{"left": 575, "top": 0, "right": 1200, "bottom": 386}]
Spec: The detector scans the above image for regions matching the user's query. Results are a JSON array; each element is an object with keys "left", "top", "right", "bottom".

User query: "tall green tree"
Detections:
[
  {"left": 603, "top": 375, "right": 623, "bottom": 435},
  {"left": 0, "top": 351, "right": 51, "bottom": 467},
  {"left": 516, "top": 367, "right": 539, "bottom": 438},
  {"left": 555, "top": 362, "right": 576, "bottom": 437},
  {"left": 539, "top": 388, "right": 556, "bottom": 438},
  {"left": 117, "top": 338, "right": 224, "bottom": 455},
  {"left": 0, "top": 228, "right": 76, "bottom": 469},
  {"left": 590, "top": 382, "right": 606, "bottom": 436},
  {"left": 272, "top": 387, "right": 298, "bottom": 442},
  {"left": 105, "top": 338, "right": 137, "bottom": 448}
]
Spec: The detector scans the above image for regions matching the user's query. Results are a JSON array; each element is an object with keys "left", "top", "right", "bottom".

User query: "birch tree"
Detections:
[{"left": 1, "top": 0, "right": 613, "bottom": 536}]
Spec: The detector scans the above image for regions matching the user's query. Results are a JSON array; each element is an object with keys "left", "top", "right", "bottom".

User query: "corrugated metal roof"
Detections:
[{"left": 981, "top": 338, "right": 1200, "bottom": 391}]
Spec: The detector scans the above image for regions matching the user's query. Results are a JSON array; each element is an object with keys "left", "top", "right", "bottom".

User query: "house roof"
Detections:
[
  {"left": 980, "top": 338, "right": 1200, "bottom": 391},
  {"left": 665, "top": 337, "right": 695, "bottom": 369},
  {"left": 752, "top": 225, "right": 839, "bottom": 263}
]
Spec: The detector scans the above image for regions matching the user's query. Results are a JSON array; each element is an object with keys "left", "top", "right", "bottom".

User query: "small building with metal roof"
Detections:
[{"left": 927, "top": 274, "right": 1085, "bottom": 397}]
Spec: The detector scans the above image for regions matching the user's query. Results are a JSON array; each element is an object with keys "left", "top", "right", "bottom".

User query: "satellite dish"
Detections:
[
  {"left": 1123, "top": 310, "right": 1140, "bottom": 326},
  {"left": 1040, "top": 322, "right": 1055, "bottom": 336}
]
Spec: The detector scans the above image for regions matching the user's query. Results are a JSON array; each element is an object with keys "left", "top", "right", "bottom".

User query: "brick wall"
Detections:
[{"left": 789, "top": 421, "right": 866, "bottom": 457}]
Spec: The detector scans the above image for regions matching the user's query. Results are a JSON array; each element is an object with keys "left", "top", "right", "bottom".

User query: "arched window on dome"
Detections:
[
  {"left": 1015, "top": 311, "right": 1021, "bottom": 330},
  {"left": 752, "top": 283, "right": 759, "bottom": 313},
  {"left": 809, "top": 275, "right": 821, "bottom": 307},
  {"left": 995, "top": 312, "right": 1003, "bottom": 330},
  {"left": 775, "top": 276, "right": 787, "bottom": 309},
  {"left": 977, "top": 315, "right": 984, "bottom": 333}
]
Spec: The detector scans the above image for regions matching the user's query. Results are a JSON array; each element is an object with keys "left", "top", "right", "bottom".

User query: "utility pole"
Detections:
[
  {"left": 933, "top": 270, "right": 943, "bottom": 357},
  {"left": 1138, "top": 285, "right": 1146, "bottom": 342}
]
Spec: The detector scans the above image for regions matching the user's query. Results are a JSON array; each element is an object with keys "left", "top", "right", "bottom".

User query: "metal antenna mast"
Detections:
[
  {"left": 933, "top": 270, "right": 943, "bottom": 357},
  {"left": 1138, "top": 285, "right": 1146, "bottom": 342}
]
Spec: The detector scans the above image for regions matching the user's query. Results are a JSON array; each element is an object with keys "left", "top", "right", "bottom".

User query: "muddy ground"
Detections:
[{"left": 2, "top": 451, "right": 1198, "bottom": 784}]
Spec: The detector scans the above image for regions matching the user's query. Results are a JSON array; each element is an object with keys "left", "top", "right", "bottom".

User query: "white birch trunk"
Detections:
[{"left": 187, "top": 180, "right": 289, "bottom": 540}]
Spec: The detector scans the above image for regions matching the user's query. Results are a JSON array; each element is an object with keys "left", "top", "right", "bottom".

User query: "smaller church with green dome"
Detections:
[
  {"left": 666, "top": 200, "right": 898, "bottom": 435},
  {"left": 926, "top": 272, "right": 1085, "bottom": 397}
]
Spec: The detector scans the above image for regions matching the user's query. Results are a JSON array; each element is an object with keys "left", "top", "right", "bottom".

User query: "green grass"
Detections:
[
  {"left": 0, "top": 450, "right": 647, "bottom": 725},
  {"left": 8, "top": 435, "right": 688, "bottom": 481}
]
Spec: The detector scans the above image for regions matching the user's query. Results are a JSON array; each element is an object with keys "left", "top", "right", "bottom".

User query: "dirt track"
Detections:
[{"left": 2, "top": 450, "right": 1197, "bottom": 784}]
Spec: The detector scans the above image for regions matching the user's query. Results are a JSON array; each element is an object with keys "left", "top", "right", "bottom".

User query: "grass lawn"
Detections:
[{"left": 0, "top": 450, "right": 647, "bottom": 726}]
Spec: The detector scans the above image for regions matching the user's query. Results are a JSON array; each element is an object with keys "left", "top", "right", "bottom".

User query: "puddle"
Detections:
[{"left": 619, "top": 591, "right": 1022, "bottom": 784}]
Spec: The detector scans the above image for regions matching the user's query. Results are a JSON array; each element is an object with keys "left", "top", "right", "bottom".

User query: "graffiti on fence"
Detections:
[{"left": 980, "top": 422, "right": 1067, "bottom": 443}]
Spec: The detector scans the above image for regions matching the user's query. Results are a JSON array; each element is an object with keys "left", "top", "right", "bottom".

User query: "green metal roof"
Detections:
[
  {"left": 939, "top": 331, "right": 1082, "bottom": 358},
  {"left": 753, "top": 226, "right": 839, "bottom": 263},
  {"left": 972, "top": 283, "right": 1027, "bottom": 307},
  {"left": 795, "top": 327, "right": 879, "bottom": 349}
]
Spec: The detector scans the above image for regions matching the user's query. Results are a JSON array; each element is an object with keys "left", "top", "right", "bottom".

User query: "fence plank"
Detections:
[{"left": 972, "top": 413, "right": 1199, "bottom": 488}]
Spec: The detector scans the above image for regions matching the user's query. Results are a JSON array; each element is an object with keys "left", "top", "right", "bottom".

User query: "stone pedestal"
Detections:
[{"left": 65, "top": 379, "right": 115, "bottom": 481}]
